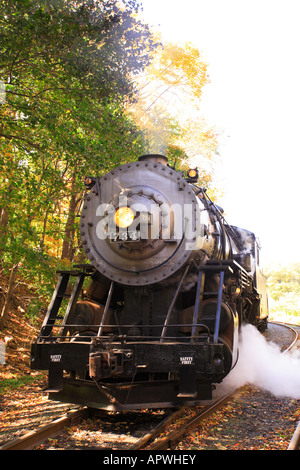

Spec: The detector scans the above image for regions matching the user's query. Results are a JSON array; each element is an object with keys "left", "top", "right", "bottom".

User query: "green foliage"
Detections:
[
  {"left": 266, "top": 263, "right": 300, "bottom": 301},
  {"left": 0, "top": 1, "right": 221, "bottom": 325},
  {"left": 266, "top": 263, "right": 300, "bottom": 322},
  {"left": 0, "top": 0, "right": 156, "bottom": 162},
  {"left": 0, "top": 0, "right": 158, "bottom": 316}
]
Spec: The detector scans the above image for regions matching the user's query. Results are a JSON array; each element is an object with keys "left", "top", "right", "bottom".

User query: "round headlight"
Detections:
[
  {"left": 114, "top": 207, "right": 135, "bottom": 228},
  {"left": 188, "top": 169, "right": 198, "bottom": 179}
]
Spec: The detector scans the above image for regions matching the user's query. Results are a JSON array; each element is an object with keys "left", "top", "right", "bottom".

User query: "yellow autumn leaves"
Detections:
[
  {"left": 148, "top": 41, "right": 209, "bottom": 102},
  {"left": 128, "top": 37, "right": 219, "bottom": 188}
]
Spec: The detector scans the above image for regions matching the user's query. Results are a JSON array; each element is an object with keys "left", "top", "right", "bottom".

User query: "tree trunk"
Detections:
[
  {"left": 0, "top": 263, "right": 18, "bottom": 329},
  {"left": 61, "top": 174, "right": 77, "bottom": 262},
  {"left": 0, "top": 207, "right": 9, "bottom": 236},
  {"left": 39, "top": 207, "right": 50, "bottom": 252}
]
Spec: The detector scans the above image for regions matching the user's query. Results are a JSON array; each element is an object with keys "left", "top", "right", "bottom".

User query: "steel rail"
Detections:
[
  {"left": 0, "top": 407, "right": 88, "bottom": 450},
  {"left": 131, "top": 407, "right": 186, "bottom": 450},
  {"left": 269, "top": 321, "right": 300, "bottom": 353},
  {"left": 278, "top": 322, "right": 300, "bottom": 450},
  {"left": 288, "top": 421, "right": 300, "bottom": 450},
  {"left": 134, "top": 391, "right": 237, "bottom": 450},
  {"left": 259, "top": 322, "right": 300, "bottom": 450}
]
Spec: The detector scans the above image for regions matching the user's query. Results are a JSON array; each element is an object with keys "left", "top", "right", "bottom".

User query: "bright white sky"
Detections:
[{"left": 140, "top": 0, "right": 300, "bottom": 267}]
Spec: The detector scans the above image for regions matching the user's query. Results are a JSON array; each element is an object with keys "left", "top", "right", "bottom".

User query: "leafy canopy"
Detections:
[{"left": 0, "top": 0, "right": 158, "bottom": 312}]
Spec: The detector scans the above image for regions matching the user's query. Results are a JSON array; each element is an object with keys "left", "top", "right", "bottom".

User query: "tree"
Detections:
[
  {"left": 135, "top": 41, "right": 209, "bottom": 110},
  {"left": 129, "top": 38, "right": 219, "bottom": 190},
  {"left": 0, "top": 0, "right": 156, "bottom": 156},
  {"left": 0, "top": 0, "right": 158, "bottom": 321},
  {"left": 266, "top": 263, "right": 300, "bottom": 322}
]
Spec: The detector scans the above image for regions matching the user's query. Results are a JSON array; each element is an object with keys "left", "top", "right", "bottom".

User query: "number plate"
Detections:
[{"left": 109, "top": 230, "right": 141, "bottom": 242}]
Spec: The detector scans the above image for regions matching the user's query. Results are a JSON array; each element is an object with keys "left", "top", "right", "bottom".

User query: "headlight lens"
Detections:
[
  {"left": 188, "top": 169, "right": 198, "bottom": 179},
  {"left": 114, "top": 207, "right": 135, "bottom": 228}
]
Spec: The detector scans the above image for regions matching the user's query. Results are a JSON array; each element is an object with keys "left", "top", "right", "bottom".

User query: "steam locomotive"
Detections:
[{"left": 31, "top": 154, "right": 268, "bottom": 410}]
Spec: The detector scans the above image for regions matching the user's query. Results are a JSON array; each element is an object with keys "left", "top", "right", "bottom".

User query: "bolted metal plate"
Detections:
[{"left": 80, "top": 158, "right": 199, "bottom": 286}]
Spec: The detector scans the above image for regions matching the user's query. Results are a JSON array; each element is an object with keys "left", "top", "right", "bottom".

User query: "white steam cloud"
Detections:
[{"left": 216, "top": 323, "right": 300, "bottom": 399}]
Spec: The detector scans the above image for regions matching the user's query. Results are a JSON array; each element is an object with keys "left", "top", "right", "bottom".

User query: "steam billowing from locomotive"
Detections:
[
  {"left": 218, "top": 324, "right": 300, "bottom": 400},
  {"left": 31, "top": 155, "right": 268, "bottom": 410}
]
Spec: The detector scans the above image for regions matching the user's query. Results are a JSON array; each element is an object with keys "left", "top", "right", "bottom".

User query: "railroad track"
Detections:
[
  {"left": 132, "top": 391, "right": 237, "bottom": 450},
  {"left": 0, "top": 407, "right": 89, "bottom": 450},
  {"left": 138, "top": 321, "right": 300, "bottom": 451},
  {"left": 0, "top": 394, "right": 237, "bottom": 451},
  {"left": 1, "top": 321, "right": 299, "bottom": 451},
  {"left": 281, "top": 322, "right": 300, "bottom": 450},
  {"left": 272, "top": 321, "right": 300, "bottom": 450},
  {"left": 272, "top": 321, "right": 300, "bottom": 352}
]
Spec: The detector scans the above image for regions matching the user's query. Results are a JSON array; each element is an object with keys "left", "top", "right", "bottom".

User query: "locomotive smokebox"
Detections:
[{"left": 80, "top": 155, "right": 216, "bottom": 286}]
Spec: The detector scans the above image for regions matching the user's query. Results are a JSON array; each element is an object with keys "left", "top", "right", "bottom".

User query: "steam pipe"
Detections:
[
  {"left": 191, "top": 270, "right": 205, "bottom": 341},
  {"left": 214, "top": 270, "right": 225, "bottom": 343},
  {"left": 97, "top": 281, "right": 114, "bottom": 337}
]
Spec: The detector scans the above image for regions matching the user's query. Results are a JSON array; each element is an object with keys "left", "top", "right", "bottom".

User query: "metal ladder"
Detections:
[{"left": 40, "top": 266, "right": 94, "bottom": 339}]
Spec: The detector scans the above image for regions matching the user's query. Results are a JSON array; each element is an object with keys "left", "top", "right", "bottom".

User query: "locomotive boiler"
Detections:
[{"left": 31, "top": 154, "right": 268, "bottom": 410}]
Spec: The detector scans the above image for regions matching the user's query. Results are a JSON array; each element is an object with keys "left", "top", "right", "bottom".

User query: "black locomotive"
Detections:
[{"left": 31, "top": 154, "right": 268, "bottom": 410}]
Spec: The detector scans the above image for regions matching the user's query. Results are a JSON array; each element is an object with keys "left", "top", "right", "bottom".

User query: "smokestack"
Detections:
[{"left": 138, "top": 154, "right": 168, "bottom": 166}]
